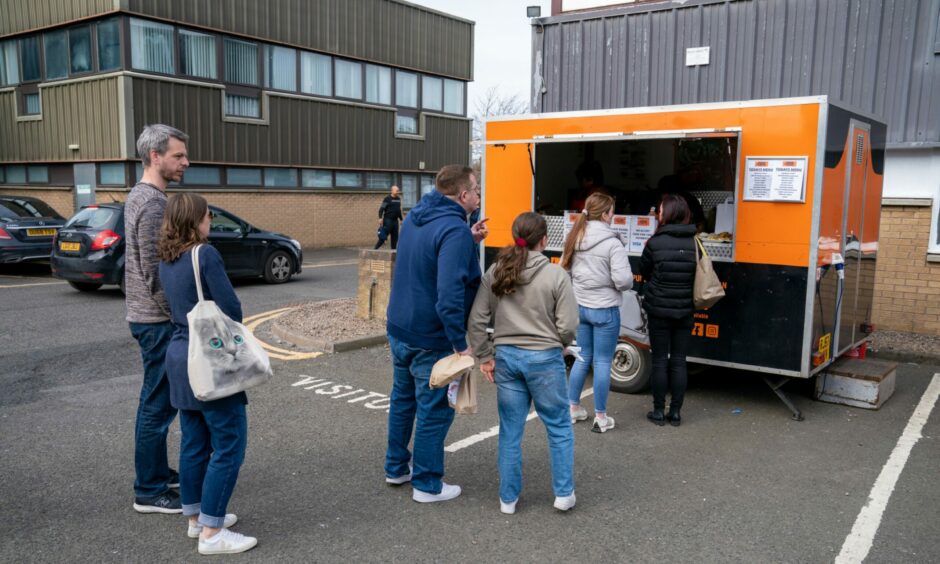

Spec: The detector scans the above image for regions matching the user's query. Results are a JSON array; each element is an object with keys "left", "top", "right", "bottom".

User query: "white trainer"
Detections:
[
  {"left": 570, "top": 405, "right": 588, "bottom": 424},
  {"left": 554, "top": 492, "right": 576, "bottom": 511},
  {"left": 500, "top": 499, "right": 518, "bottom": 515},
  {"left": 412, "top": 483, "right": 462, "bottom": 503},
  {"left": 197, "top": 528, "right": 257, "bottom": 555},
  {"left": 386, "top": 463, "right": 413, "bottom": 485},
  {"left": 187, "top": 513, "right": 238, "bottom": 539},
  {"left": 592, "top": 415, "right": 615, "bottom": 433}
]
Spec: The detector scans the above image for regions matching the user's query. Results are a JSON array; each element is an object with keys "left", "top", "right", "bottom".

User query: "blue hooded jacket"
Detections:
[{"left": 386, "top": 190, "right": 481, "bottom": 352}]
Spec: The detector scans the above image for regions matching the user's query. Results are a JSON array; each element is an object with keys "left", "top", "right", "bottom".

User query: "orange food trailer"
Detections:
[{"left": 481, "top": 96, "right": 885, "bottom": 419}]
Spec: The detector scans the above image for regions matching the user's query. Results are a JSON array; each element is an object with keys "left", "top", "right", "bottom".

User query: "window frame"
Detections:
[
  {"left": 97, "top": 162, "right": 127, "bottom": 186},
  {"left": 334, "top": 170, "right": 364, "bottom": 189},
  {"left": 300, "top": 50, "right": 332, "bottom": 97},
  {"left": 365, "top": 64, "right": 392, "bottom": 105},
  {"left": 301, "top": 169, "right": 334, "bottom": 189},
  {"left": 19, "top": 87, "right": 41, "bottom": 116},
  {"left": 67, "top": 24, "right": 96, "bottom": 77},
  {"left": 263, "top": 43, "right": 297, "bottom": 93},
  {"left": 395, "top": 69, "right": 419, "bottom": 109},
  {"left": 223, "top": 36, "right": 261, "bottom": 87},
  {"left": 421, "top": 75, "right": 443, "bottom": 112},
  {"left": 333, "top": 58, "right": 363, "bottom": 101},
  {"left": 27, "top": 165, "right": 50, "bottom": 185},
  {"left": 225, "top": 167, "right": 263, "bottom": 187},
  {"left": 443, "top": 78, "right": 466, "bottom": 115},
  {"left": 263, "top": 167, "right": 299, "bottom": 188},
  {"left": 127, "top": 17, "right": 176, "bottom": 77},
  {"left": 178, "top": 28, "right": 219, "bottom": 81},
  {"left": 19, "top": 35, "right": 43, "bottom": 84},
  {"left": 180, "top": 165, "right": 221, "bottom": 186},
  {"left": 42, "top": 29, "right": 69, "bottom": 81},
  {"left": 930, "top": 185, "right": 940, "bottom": 255},
  {"left": 96, "top": 17, "right": 123, "bottom": 72}
]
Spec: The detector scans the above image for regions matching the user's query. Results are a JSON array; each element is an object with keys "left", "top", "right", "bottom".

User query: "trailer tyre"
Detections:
[{"left": 610, "top": 340, "right": 651, "bottom": 393}]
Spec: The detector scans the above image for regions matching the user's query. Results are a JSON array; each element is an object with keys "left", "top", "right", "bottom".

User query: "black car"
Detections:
[
  {"left": 0, "top": 196, "right": 66, "bottom": 264},
  {"left": 51, "top": 203, "right": 302, "bottom": 292}
]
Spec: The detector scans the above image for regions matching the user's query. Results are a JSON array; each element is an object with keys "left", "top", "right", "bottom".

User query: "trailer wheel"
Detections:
[{"left": 610, "top": 340, "right": 651, "bottom": 393}]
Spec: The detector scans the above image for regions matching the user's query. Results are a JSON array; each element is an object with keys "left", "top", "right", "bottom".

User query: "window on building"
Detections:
[
  {"left": 69, "top": 25, "right": 93, "bottom": 74},
  {"left": 180, "top": 30, "right": 217, "bottom": 80},
  {"left": 420, "top": 174, "right": 435, "bottom": 197},
  {"left": 23, "top": 93, "right": 41, "bottom": 115},
  {"left": 401, "top": 174, "right": 418, "bottom": 208},
  {"left": 422, "top": 76, "right": 442, "bottom": 111},
  {"left": 335, "top": 171, "right": 363, "bottom": 188},
  {"left": 20, "top": 36, "right": 41, "bottom": 82},
  {"left": 302, "top": 169, "right": 333, "bottom": 188},
  {"left": 264, "top": 168, "right": 298, "bottom": 187},
  {"left": 300, "top": 52, "right": 331, "bottom": 96},
  {"left": 0, "top": 167, "right": 4, "bottom": 183},
  {"left": 183, "top": 166, "right": 221, "bottom": 185},
  {"left": 264, "top": 45, "right": 296, "bottom": 91},
  {"left": 335, "top": 59, "right": 362, "bottom": 99},
  {"left": 396, "top": 114, "right": 418, "bottom": 135},
  {"left": 443, "top": 79, "right": 464, "bottom": 114},
  {"left": 97, "top": 18, "right": 121, "bottom": 71},
  {"left": 99, "top": 163, "right": 125, "bottom": 185},
  {"left": 130, "top": 18, "right": 175, "bottom": 74},
  {"left": 396, "top": 71, "right": 417, "bottom": 108},
  {"left": 27, "top": 165, "right": 49, "bottom": 184},
  {"left": 366, "top": 172, "right": 393, "bottom": 190},
  {"left": 224, "top": 38, "right": 258, "bottom": 86},
  {"left": 0, "top": 40, "right": 20, "bottom": 86},
  {"left": 224, "top": 93, "right": 260, "bottom": 118},
  {"left": 365, "top": 64, "right": 391, "bottom": 105},
  {"left": 43, "top": 31, "right": 68, "bottom": 80},
  {"left": 6, "top": 165, "right": 26, "bottom": 184},
  {"left": 227, "top": 168, "right": 262, "bottom": 186}
]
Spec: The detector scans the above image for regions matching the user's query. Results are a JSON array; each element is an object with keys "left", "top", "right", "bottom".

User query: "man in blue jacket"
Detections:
[{"left": 384, "top": 164, "right": 488, "bottom": 503}]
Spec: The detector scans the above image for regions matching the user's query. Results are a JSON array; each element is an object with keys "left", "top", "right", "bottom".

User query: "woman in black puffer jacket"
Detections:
[{"left": 639, "top": 194, "right": 697, "bottom": 426}]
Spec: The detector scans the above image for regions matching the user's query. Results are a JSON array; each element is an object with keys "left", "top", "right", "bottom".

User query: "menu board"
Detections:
[
  {"left": 743, "top": 157, "right": 807, "bottom": 202},
  {"left": 562, "top": 212, "right": 657, "bottom": 253}
]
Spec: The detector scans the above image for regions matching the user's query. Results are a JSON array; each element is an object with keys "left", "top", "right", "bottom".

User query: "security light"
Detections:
[{"left": 527, "top": 6, "right": 541, "bottom": 18}]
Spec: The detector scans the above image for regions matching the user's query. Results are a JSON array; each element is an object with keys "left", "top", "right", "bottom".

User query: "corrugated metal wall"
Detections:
[
  {"left": 0, "top": 77, "right": 123, "bottom": 161},
  {"left": 532, "top": 0, "right": 940, "bottom": 145},
  {"left": 130, "top": 77, "right": 470, "bottom": 170},
  {"left": 126, "top": 0, "right": 474, "bottom": 80},
  {"left": 0, "top": 0, "right": 116, "bottom": 36}
]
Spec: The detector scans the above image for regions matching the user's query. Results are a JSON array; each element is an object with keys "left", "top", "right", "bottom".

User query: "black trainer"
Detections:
[
  {"left": 168, "top": 469, "right": 180, "bottom": 489},
  {"left": 133, "top": 490, "right": 182, "bottom": 514}
]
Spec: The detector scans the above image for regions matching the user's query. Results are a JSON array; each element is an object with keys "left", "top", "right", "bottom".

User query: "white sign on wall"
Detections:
[
  {"left": 685, "top": 46, "right": 711, "bottom": 66},
  {"left": 743, "top": 157, "right": 808, "bottom": 203},
  {"left": 561, "top": 0, "right": 634, "bottom": 12}
]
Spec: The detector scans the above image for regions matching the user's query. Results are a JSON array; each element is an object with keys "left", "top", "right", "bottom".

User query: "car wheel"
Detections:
[
  {"left": 68, "top": 281, "right": 103, "bottom": 292},
  {"left": 610, "top": 340, "right": 651, "bottom": 393},
  {"left": 264, "top": 250, "right": 293, "bottom": 284}
]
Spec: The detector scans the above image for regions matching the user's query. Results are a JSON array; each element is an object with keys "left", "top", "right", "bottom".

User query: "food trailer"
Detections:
[{"left": 481, "top": 96, "right": 885, "bottom": 418}]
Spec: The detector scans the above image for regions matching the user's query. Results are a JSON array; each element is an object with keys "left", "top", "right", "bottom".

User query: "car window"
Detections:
[
  {"left": 210, "top": 211, "right": 243, "bottom": 233},
  {"left": 0, "top": 204, "right": 21, "bottom": 219},
  {"left": 10, "top": 199, "right": 62, "bottom": 219},
  {"left": 65, "top": 207, "right": 118, "bottom": 229},
  {"left": 0, "top": 200, "right": 34, "bottom": 218}
]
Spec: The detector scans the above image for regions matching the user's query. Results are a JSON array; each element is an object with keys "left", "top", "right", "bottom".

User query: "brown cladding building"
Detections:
[{"left": 0, "top": 0, "right": 473, "bottom": 248}]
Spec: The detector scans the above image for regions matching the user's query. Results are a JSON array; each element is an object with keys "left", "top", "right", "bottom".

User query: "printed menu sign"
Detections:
[
  {"left": 561, "top": 212, "right": 657, "bottom": 253},
  {"left": 743, "top": 157, "right": 807, "bottom": 202}
]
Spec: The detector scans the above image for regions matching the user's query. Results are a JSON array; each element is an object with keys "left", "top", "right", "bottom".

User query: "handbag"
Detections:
[
  {"left": 693, "top": 237, "right": 725, "bottom": 310},
  {"left": 376, "top": 224, "right": 388, "bottom": 242},
  {"left": 187, "top": 245, "right": 273, "bottom": 401}
]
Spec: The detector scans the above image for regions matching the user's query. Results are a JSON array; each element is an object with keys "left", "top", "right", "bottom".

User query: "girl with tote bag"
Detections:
[{"left": 157, "top": 193, "right": 258, "bottom": 555}]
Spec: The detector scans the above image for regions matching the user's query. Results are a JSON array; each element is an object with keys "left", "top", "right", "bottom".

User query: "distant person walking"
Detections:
[
  {"left": 126, "top": 124, "right": 189, "bottom": 514},
  {"left": 468, "top": 212, "right": 579, "bottom": 514},
  {"left": 384, "top": 165, "right": 488, "bottom": 503},
  {"left": 639, "top": 194, "right": 696, "bottom": 427},
  {"left": 561, "top": 192, "right": 633, "bottom": 434},
  {"left": 374, "top": 185, "right": 404, "bottom": 250},
  {"left": 158, "top": 193, "right": 256, "bottom": 555}
]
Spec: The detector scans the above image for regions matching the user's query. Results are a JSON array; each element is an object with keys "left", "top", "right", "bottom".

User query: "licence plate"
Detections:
[
  {"left": 59, "top": 242, "right": 81, "bottom": 252},
  {"left": 27, "top": 228, "right": 57, "bottom": 237}
]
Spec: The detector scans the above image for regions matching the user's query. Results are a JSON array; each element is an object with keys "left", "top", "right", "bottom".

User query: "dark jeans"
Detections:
[
  {"left": 374, "top": 221, "right": 399, "bottom": 250},
  {"left": 179, "top": 404, "right": 248, "bottom": 528},
  {"left": 129, "top": 321, "right": 178, "bottom": 497},
  {"left": 648, "top": 315, "right": 693, "bottom": 412},
  {"left": 385, "top": 335, "right": 454, "bottom": 494}
]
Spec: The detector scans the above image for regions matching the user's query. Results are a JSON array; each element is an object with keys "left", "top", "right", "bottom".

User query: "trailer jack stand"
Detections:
[{"left": 762, "top": 376, "right": 804, "bottom": 421}]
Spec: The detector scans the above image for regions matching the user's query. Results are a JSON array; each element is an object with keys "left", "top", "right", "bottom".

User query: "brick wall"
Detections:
[{"left": 872, "top": 205, "right": 940, "bottom": 335}]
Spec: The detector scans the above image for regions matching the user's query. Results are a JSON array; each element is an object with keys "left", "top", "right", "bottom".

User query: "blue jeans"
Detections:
[
  {"left": 179, "top": 404, "right": 248, "bottom": 528},
  {"left": 495, "top": 346, "right": 574, "bottom": 503},
  {"left": 129, "top": 321, "right": 178, "bottom": 497},
  {"left": 567, "top": 305, "right": 621, "bottom": 413},
  {"left": 385, "top": 335, "right": 455, "bottom": 494}
]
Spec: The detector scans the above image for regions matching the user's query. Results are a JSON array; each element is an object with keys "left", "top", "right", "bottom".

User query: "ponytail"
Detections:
[
  {"left": 561, "top": 192, "right": 615, "bottom": 271},
  {"left": 492, "top": 212, "right": 547, "bottom": 296}
]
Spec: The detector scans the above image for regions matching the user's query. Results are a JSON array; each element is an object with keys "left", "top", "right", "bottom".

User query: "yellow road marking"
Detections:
[
  {"left": 244, "top": 307, "right": 323, "bottom": 361},
  {"left": 0, "top": 281, "right": 67, "bottom": 288}
]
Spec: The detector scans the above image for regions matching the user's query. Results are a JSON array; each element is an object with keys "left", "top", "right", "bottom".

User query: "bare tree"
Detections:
[{"left": 471, "top": 86, "right": 529, "bottom": 165}]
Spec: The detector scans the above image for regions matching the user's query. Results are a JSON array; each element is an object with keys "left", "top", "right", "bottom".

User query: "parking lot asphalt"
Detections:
[{"left": 1, "top": 254, "right": 938, "bottom": 563}]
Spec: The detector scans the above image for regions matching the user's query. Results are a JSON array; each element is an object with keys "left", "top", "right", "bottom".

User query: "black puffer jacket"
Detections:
[{"left": 639, "top": 224, "right": 697, "bottom": 320}]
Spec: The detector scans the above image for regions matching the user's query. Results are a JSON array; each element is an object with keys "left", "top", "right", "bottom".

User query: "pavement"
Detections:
[{"left": 1, "top": 249, "right": 938, "bottom": 562}]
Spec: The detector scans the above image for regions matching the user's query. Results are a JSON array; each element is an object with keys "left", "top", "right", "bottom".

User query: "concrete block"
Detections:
[
  {"left": 357, "top": 249, "right": 396, "bottom": 321},
  {"left": 815, "top": 357, "right": 897, "bottom": 410}
]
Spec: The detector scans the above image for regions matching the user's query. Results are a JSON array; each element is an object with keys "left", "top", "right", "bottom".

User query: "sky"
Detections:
[{"left": 411, "top": 0, "right": 552, "bottom": 112}]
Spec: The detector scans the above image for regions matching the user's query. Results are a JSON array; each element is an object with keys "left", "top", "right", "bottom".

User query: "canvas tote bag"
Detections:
[
  {"left": 693, "top": 237, "right": 725, "bottom": 310},
  {"left": 187, "top": 245, "right": 273, "bottom": 401}
]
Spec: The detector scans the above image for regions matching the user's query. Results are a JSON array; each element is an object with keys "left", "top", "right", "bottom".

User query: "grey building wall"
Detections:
[
  {"left": 0, "top": 0, "right": 116, "bottom": 36},
  {"left": 531, "top": 0, "right": 940, "bottom": 146}
]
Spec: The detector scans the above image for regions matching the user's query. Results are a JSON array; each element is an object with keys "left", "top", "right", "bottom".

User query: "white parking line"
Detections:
[
  {"left": 0, "top": 281, "right": 66, "bottom": 289},
  {"left": 835, "top": 373, "right": 940, "bottom": 564},
  {"left": 445, "top": 388, "right": 594, "bottom": 453}
]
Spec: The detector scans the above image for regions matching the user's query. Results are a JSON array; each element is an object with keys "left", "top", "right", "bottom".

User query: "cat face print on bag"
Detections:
[{"left": 192, "top": 314, "right": 267, "bottom": 389}]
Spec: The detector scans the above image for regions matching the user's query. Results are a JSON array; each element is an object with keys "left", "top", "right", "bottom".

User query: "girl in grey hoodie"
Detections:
[{"left": 561, "top": 193, "right": 633, "bottom": 433}]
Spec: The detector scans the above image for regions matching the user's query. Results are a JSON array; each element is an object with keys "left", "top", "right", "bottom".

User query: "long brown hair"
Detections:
[
  {"left": 157, "top": 193, "right": 208, "bottom": 262},
  {"left": 560, "top": 192, "right": 615, "bottom": 271},
  {"left": 491, "top": 212, "right": 547, "bottom": 297},
  {"left": 656, "top": 193, "right": 691, "bottom": 232}
]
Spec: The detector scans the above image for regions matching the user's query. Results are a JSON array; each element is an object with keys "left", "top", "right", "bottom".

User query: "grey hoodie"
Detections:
[
  {"left": 565, "top": 220, "right": 633, "bottom": 308},
  {"left": 468, "top": 252, "right": 579, "bottom": 364}
]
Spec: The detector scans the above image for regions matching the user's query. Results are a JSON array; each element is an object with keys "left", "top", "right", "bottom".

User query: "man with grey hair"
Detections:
[{"left": 126, "top": 124, "right": 189, "bottom": 514}]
